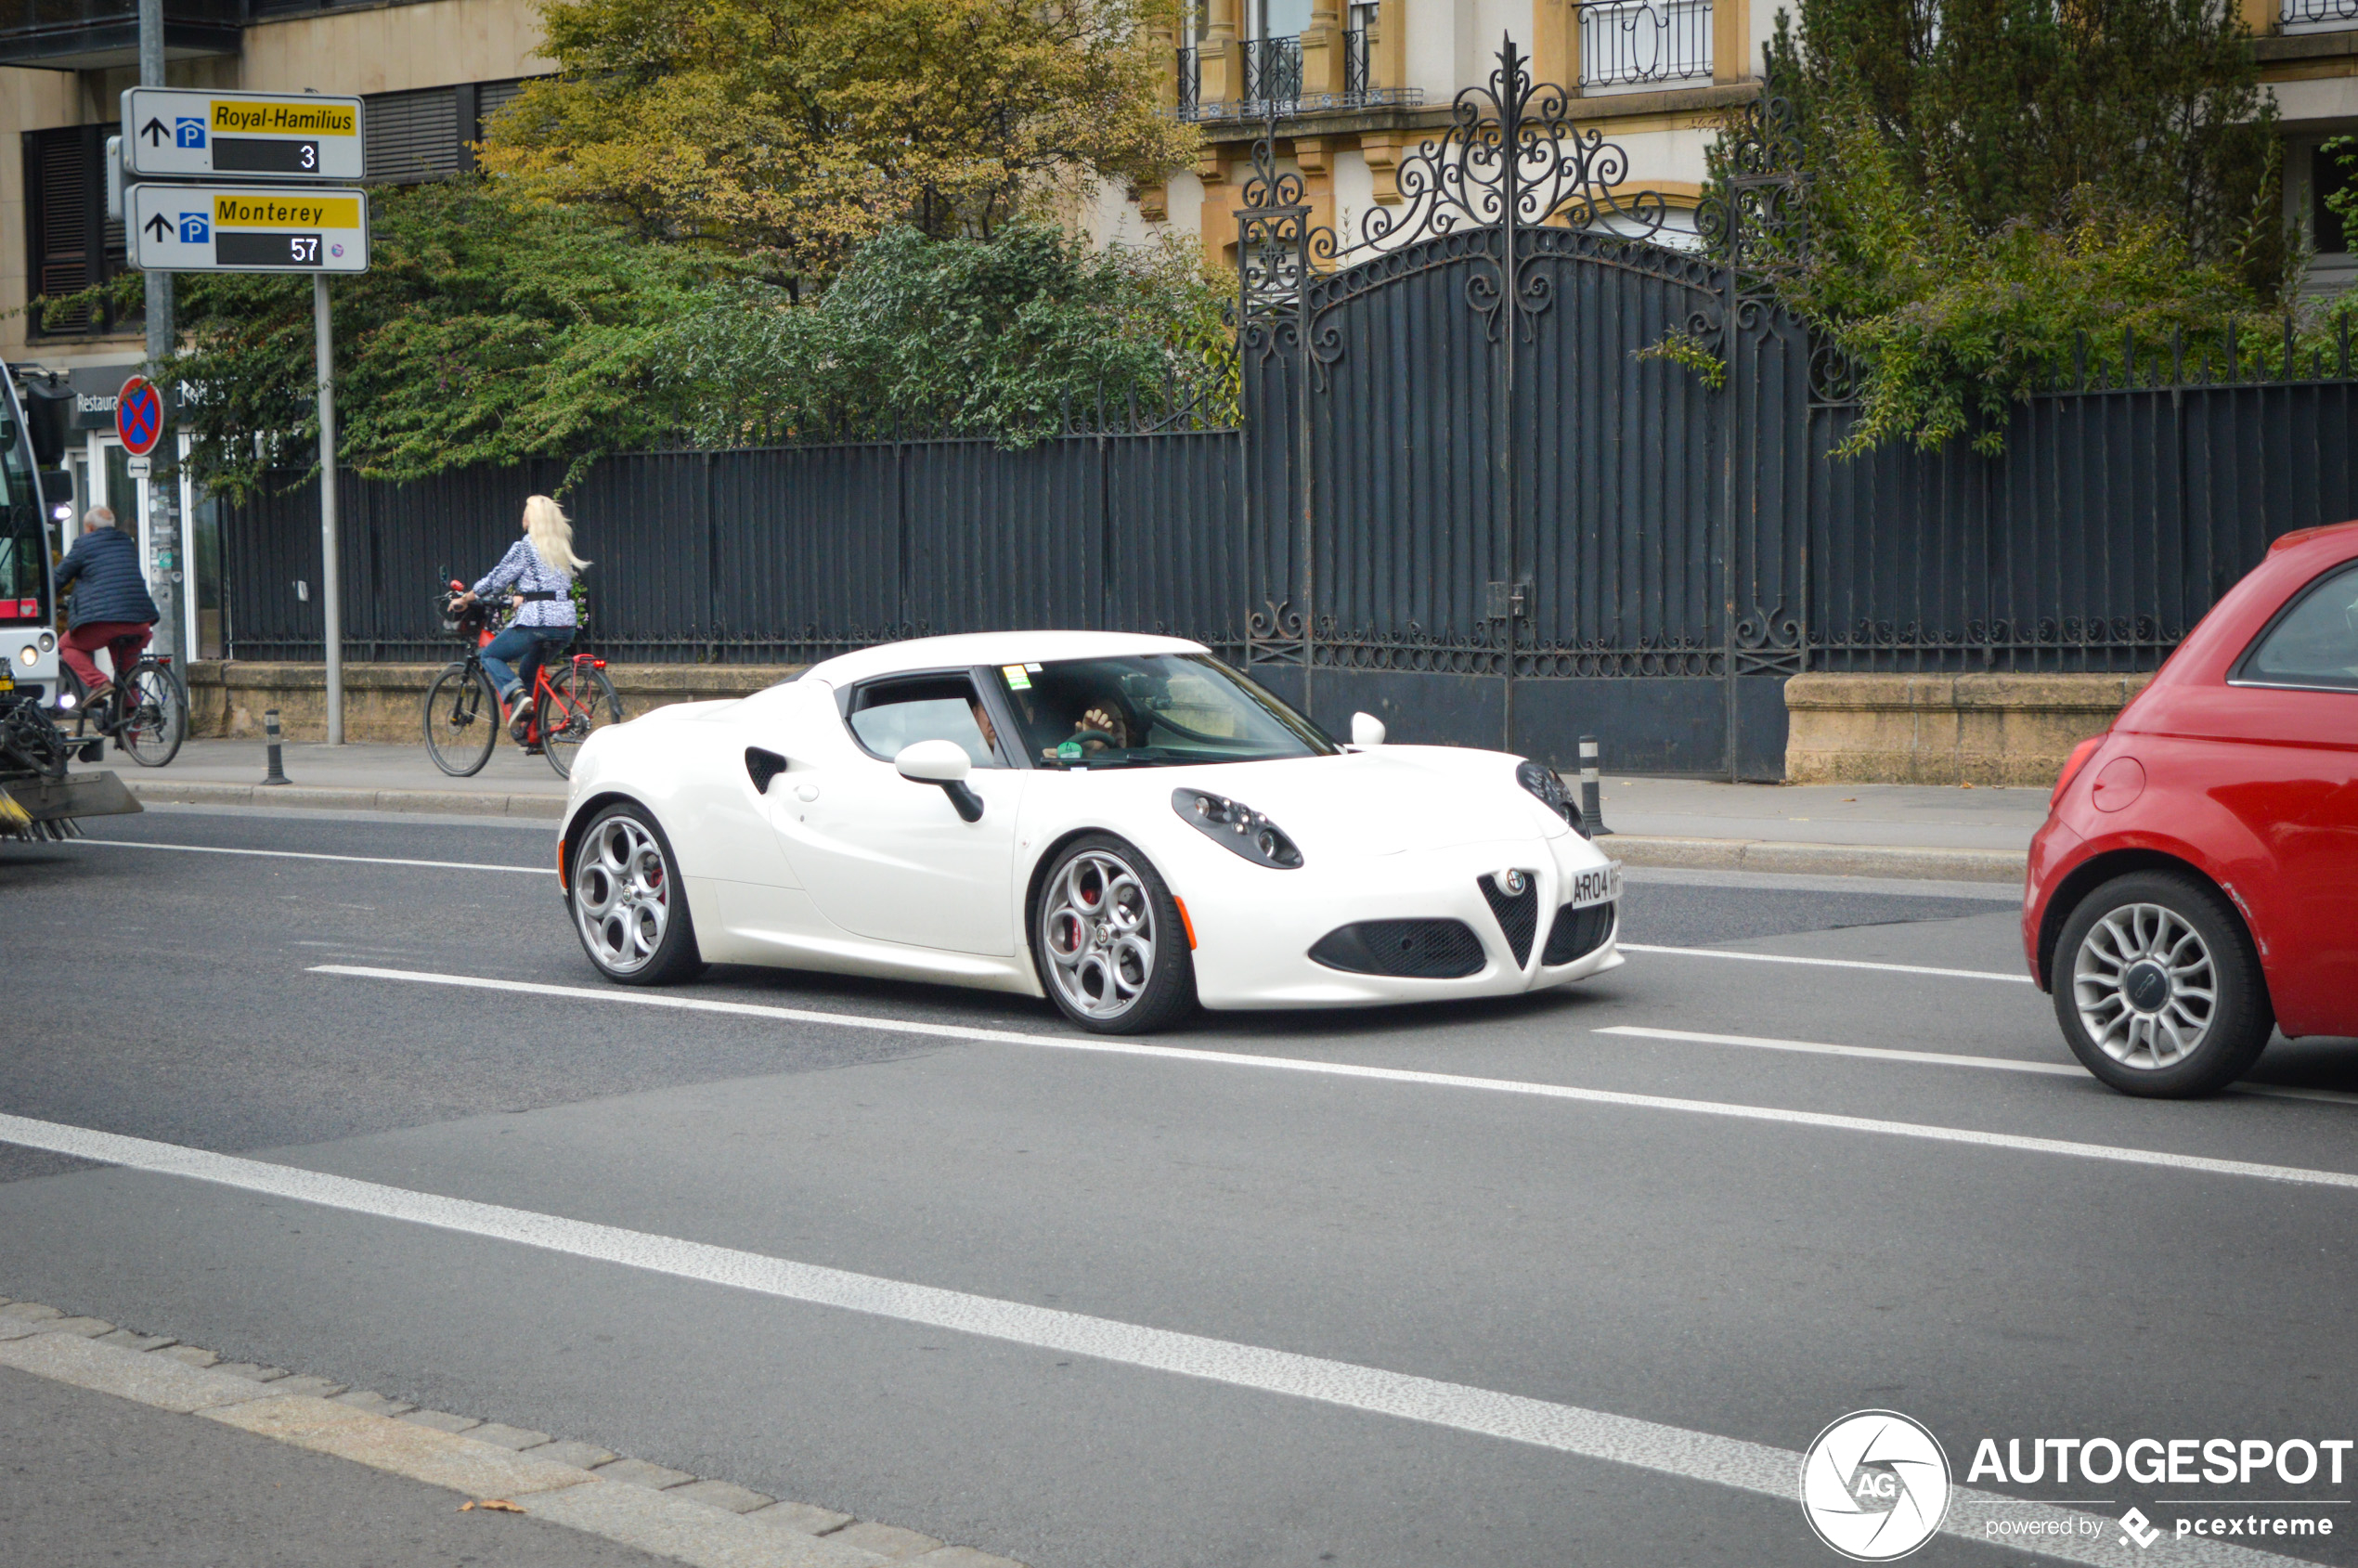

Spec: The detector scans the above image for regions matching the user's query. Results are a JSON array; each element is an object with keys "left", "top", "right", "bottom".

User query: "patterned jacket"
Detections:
[{"left": 472, "top": 538, "right": 577, "bottom": 629}]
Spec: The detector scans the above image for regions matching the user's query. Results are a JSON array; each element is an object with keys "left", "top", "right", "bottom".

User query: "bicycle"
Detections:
[
  {"left": 423, "top": 581, "right": 621, "bottom": 780},
  {"left": 57, "top": 654, "right": 188, "bottom": 769}
]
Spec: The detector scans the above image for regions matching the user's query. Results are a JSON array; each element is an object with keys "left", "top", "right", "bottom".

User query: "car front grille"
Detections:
[
  {"left": 1479, "top": 872, "right": 1539, "bottom": 966},
  {"left": 1540, "top": 899, "right": 1616, "bottom": 965},
  {"left": 1309, "top": 918, "right": 1486, "bottom": 978}
]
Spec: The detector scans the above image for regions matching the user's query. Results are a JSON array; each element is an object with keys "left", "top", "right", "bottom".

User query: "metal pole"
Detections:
[
  {"left": 1578, "top": 734, "right": 1612, "bottom": 836},
  {"left": 139, "top": 0, "right": 178, "bottom": 666},
  {"left": 315, "top": 274, "right": 343, "bottom": 745},
  {"left": 262, "top": 708, "right": 291, "bottom": 784}
]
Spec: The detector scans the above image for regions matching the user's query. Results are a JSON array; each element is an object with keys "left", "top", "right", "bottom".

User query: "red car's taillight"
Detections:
[{"left": 2051, "top": 734, "right": 2105, "bottom": 808}]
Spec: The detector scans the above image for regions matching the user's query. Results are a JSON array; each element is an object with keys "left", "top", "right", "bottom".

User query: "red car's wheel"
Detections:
[{"left": 2053, "top": 871, "right": 2274, "bottom": 1097}]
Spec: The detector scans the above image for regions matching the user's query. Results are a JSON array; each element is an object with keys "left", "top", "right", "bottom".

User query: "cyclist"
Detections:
[
  {"left": 452, "top": 496, "right": 589, "bottom": 742},
  {"left": 54, "top": 505, "right": 160, "bottom": 707}
]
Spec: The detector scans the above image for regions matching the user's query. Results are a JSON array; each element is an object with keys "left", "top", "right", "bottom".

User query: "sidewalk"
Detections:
[{"left": 89, "top": 739, "right": 2046, "bottom": 882}]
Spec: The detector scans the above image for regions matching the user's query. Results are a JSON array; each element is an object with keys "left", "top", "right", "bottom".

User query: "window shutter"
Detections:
[{"left": 363, "top": 87, "right": 461, "bottom": 183}]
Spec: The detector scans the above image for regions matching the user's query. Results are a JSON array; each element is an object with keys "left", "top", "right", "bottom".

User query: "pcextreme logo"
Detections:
[{"left": 1801, "top": 1410, "right": 1952, "bottom": 1562}]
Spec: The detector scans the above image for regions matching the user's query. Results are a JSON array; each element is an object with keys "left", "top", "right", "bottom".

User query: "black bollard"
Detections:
[
  {"left": 262, "top": 709, "right": 291, "bottom": 786},
  {"left": 1578, "top": 734, "right": 1612, "bottom": 836}
]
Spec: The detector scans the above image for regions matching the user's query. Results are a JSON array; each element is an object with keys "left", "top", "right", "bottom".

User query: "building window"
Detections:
[
  {"left": 362, "top": 78, "right": 539, "bottom": 186},
  {"left": 2282, "top": 0, "right": 2358, "bottom": 30},
  {"left": 2314, "top": 143, "right": 2357, "bottom": 256},
  {"left": 21, "top": 123, "right": 128, "bottom": 340},
  {"left": 1578, "top": 0, "right": 1714, "bottom": 87}
]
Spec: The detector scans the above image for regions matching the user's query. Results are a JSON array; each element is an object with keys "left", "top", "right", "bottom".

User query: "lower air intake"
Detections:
[
  {"left": 1309, "top": 919, "right": 1485, "bottom": 978},
  {"left": 1540, "top": 900, "right": 1616, "bottom": 966},
  {"left": 1479, "top": 872, "right": 1539, "bottom": 966}
]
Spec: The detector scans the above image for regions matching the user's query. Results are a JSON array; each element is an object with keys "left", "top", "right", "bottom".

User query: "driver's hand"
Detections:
[{"left": 1077, "top": 706, "right": 1127, "bottom": 749}]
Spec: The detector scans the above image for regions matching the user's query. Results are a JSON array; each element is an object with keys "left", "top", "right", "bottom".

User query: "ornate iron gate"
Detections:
[{"left": 1237, "top": 38, "right": 1809, "bottom": 778}]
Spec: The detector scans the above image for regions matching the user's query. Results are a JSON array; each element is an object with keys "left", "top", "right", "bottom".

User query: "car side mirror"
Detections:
[
  {"left": 896, "top": 739, "right": 983, "bottom": 823},
  {"left": 1351, "top": 711, "right": 1386, "bottom": 747}
]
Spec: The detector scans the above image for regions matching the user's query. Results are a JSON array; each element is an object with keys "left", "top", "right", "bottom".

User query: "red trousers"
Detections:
[{"left": 61, "top": 621, "right": 151, "bottom": 691}]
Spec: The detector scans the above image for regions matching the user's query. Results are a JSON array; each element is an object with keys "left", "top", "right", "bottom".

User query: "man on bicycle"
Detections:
[{"left": 53, "top": 506, "right": 160, "bottom": 706}]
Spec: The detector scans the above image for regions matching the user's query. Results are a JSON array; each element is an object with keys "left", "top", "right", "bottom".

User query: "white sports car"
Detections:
[{"left": 556, "top": 631, "right": 1624, "bottom": 1033}]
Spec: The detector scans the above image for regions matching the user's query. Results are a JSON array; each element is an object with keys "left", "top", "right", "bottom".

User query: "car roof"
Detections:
[{"left": 803, "top": 630, "right": 1211, "bottom": 685}]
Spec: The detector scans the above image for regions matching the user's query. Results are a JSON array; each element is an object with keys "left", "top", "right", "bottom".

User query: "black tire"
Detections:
[
  {"left": 118, "top": 659, "right": 187, "bottom": 768},
  {"left": 538, "top": 660, "right": 622, "bottom": 779},
  {"left": 423, "top": 662, "right": 497, "bottom": 777},
  {"left": 569, "top": 801, "right": 705, "bottom": 985},
  {"left": 1030, "top": 832, "right": 1196, "bottom": 1034},
  {"left": 2053, "top": 870, "right": 2274, "bottom": 1097}
]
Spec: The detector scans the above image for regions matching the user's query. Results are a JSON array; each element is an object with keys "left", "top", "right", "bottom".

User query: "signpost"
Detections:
[
  {"left": 120, "top": 90, "right": 366, "bottom": 181},
  {"left": 123, "top": 88, "right": 369, "bottom": 742},
  {"left": 115, "top": 377, "right": 163, "bottom": 458}
]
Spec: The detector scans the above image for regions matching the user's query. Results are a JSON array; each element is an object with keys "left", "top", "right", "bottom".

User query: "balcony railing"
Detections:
[
  {"left": 1577, "top": 0, "right": 1713, "bottom": 87},
  {"left": 2282, "top": 0, "right": 2358, "bottom": 25},
  {"left": 1173, "top": 23, "right": 1423, "bottom": 123}
]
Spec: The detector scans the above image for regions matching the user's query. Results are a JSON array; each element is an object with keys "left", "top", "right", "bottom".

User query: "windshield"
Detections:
[
  {"left": 994, "top": 654, "right": 1337, "bottom": 768},
  {"left": 0, "top": 385, "right": 48, "bottom": 620}
]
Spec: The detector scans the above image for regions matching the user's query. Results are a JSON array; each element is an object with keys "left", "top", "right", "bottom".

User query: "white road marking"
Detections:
[
  {"left": 1600, "top": 1026, "right": 2358, "bottom": 1108},
  {"left": 0, "top": 1109, "right": 2305, "bottom": 1568},
  {"left": 1620, "top": 941, "right": 2032, "bottom": 983},
  {"left": 315, "top": 966, "right": 2358, "bottom": 1192},
  {"left": 75, "top": 839, "right": 552, "bottom": 875}
]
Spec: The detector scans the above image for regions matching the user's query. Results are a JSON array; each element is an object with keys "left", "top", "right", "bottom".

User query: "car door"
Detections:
[
  {"left": 2212, "top": 559, "right": 2358, "bottom": 1033},
  {"left": 769, "top": 669, "right": 1027, "bottom": 955}
]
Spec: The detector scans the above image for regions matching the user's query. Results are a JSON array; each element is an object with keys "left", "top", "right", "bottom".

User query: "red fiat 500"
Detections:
[{"left": 2025, "top": 520, "right": 2358, "bottom": 1097}]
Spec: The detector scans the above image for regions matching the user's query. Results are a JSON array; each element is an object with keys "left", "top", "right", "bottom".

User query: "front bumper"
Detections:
[{"left": 1186, "top": 835, "right": 1624, "bottom": 1010}]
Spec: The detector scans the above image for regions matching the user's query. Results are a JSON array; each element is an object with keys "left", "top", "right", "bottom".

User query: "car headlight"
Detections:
[
  {"left": 16, "top": 644, "right": 35, "bottom": 667},
  {"left": 1516, "top": 759, "right": 1587, "bottom": 837},
  {"left": 1172, "top": 787, "right": 1303, "bottom": 869}
]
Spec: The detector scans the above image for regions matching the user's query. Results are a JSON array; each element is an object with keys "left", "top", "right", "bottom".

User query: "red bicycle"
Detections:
[{"left": 423, "top": 580, "right": 620, "bottom": 779}]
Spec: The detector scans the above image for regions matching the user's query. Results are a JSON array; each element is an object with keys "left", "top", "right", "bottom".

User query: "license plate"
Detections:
[{"left": 1569, "top": 863, "right": 1620, "bottom": 907}]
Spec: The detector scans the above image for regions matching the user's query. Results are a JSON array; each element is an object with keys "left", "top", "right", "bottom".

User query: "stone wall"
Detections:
[
  {"left": 188, "top": 662, "right": 801, "bottom": 745},
  {"left": 1784, "top": 673, "right": 2154, "bottom": 786}
]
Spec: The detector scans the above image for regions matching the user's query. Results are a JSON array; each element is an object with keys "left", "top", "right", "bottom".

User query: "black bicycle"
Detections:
[
  {"left": 58, "top": 655, "right": 188, "bottom": 769},
  {"left": 423, "top": 582, "right": 621, "bottom": 780}
]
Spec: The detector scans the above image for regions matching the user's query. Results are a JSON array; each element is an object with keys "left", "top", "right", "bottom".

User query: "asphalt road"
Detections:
[{"left": 4, "top": 803, "right": 2354, "bottom": 1568}]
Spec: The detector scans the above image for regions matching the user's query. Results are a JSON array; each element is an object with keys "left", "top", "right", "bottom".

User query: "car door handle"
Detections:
[{"left": 795, "top": 784, "right": 820, "bottom": 801}]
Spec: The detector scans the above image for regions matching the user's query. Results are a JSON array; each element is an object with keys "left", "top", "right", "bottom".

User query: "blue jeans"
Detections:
[{"left": 481, "top": 626, "right": 572, "bottom": 702}]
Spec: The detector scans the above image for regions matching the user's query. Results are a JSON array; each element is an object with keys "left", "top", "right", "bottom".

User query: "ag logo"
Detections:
[{"left": 1800, "top": 1410, "right": 1950, "bottom": 1561}]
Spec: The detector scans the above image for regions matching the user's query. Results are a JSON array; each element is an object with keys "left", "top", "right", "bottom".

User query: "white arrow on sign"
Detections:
[
  {"left": 119, "top": 88, "right": 367, "bottom": 182},
  {"left": 125, "top": 184, "right": 370, "bottom": 275}
]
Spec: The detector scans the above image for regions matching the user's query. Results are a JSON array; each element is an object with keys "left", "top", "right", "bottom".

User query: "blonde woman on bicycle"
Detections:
[{"left": 455, "top": 496, "right": 589, "bottom": 741}]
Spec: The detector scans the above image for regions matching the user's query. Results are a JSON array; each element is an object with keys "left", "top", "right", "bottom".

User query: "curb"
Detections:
[
  {"left": 1604, "top": 834, "right": 2026, "bottom": 885},
  {"left": 122, "top": 778, "right": 567, "bottom": 820},
  {"left": 0, "top": 1303, "right": 1020, "bottom": 1568}
]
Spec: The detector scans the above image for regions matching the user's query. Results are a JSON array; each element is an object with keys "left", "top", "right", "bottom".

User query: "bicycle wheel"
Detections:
[
  {"left": 119, "top": 659, "right": 188, "bottom": 767},
  {"left": 423, "top": 661, "right": 498, "bottom": 776},
  {"left": 537, "top": 660, "right": 622, "bottom": 779}
]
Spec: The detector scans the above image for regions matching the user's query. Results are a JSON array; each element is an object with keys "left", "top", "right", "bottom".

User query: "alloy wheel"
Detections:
[
  {"left": 575, "top": 815, "right": 671, "bottom": 975},
  {"left": 1040, "top": 849, "right": 1156, "bottom": 1022},
  {"left": 2070, "top": 901, "right": 2218, "bottom": 1071}
]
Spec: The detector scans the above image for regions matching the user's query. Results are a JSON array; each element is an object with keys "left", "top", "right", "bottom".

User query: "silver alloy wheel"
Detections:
[
  {"left": 2070, "top": 901, "right": 2218, "bottom": 1070},
  {"left": 574, "top": 815, "right": 671, "bottom": 976},
  {"left": 1041, "top": 849, "right": 1156, "bottom": 1021}
]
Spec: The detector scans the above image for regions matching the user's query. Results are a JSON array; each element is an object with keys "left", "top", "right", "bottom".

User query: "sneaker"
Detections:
[
  {"left": 507, "top": 699, "right": 534, "bottom": 744},
  {"left": 83, "top": 680, "right": 115, "bottom": 706}
]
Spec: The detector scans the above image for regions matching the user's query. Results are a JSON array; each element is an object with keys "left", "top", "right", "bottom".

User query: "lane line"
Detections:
[
  {"left": 1598, "top": 1025, "right": 2085, "bottom": 1077},
  {"left": 75, "top": 839, "right": 552, "bottom": 875},
  {"left": 0, "top": 1109, "right": 2304, "bottom": 1568},
  {"left": 1600, "top": 1027, "right": 2358, "bottom": 1108},
  {"left": 1620, "top": 942, "right": 2032, "bottom": 983},
  {"left": 313, "top": 966, "right": 2358, "bottom": 1192}
]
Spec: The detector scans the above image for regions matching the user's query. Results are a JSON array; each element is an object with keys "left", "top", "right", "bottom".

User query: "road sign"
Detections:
[
  {"left": 126, "top": 185, "right": 369, "bottom": 274},
  {"left": 116, "top": 377, "right": 163, "bottom": 458},
  {"left": 120, "top": 88, "right": 365, "bottom": 181}
]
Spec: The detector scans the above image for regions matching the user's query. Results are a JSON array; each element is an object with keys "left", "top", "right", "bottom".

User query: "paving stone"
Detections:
[
  {"left": 400, "top": 1408, "right": 482, "bottom": 1434},
  {"left": 97, "top": 1330, "right": 175, "bottom": 1351},
  {"left": 529, "top": 1439, "right": 617, "bottom": 1470},
  {"left": 907, "top": 1549, "right": 1030, "bottom": 1568},
  {"left": 748, "top": 1501, "right": 857, "bottom": 1536},
  {"left": 668, "top": 1478, "right": 776, "bottom": 1513},
  {"left": 591, "top": 1457, "right": 696, "bottom": 1491},
  {"left": 466, "top": 1420, "right": 553, "bottom": 1451},
  {"left": 43, "top": 1317, "right": 116, "bottom": 1338},
  {"left": 0, "top": 1332, "right": 281, "bottom": 1414},
  {"left": 156, "top": 1345, "right": 217, "bottom": 1367},
  {"left": 529, "top": 1482, "right": 890, "bottom": 1568},
  {"left": 266, "top": 1375, "right": 347, "bottom": 1398},
  {"left": 201, "top": 1396, "right": 599, "bottom": 1497},
  {"left": 330, "top": 1390, "right": 415, "bottom": 1418},
  {"left": 214, "top": 1362, "right": 289, "bottom": 1382},
  {"left": 0, "top": 1303, "right": 61, "bottom": 1323},
  {"left": 0, "top": 1323, "right": 44, "bottom": 1341},
  {"left": 829, "top": 1522, "right": 946, "bottom": 1559}
]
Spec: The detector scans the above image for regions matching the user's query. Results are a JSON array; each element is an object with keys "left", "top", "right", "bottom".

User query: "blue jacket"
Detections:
[{"left": 54, "top": 526, "right": 161, "bottom": 630}]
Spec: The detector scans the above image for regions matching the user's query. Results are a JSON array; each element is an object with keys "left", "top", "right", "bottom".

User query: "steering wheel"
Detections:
[{"left": 1068, "top": 730, "right": 1120, "bottom": 748}]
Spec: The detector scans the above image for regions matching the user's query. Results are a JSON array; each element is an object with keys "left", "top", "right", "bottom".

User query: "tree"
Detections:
[
  {"left": 479, "top": 0, "right": 1197, "bottom": 279},
  {"left": 658, "top": 222, "right": 1237, "bottom": 446},
  {"left": 1706, "top": 0, "right": 2294, "bottom": 452}
]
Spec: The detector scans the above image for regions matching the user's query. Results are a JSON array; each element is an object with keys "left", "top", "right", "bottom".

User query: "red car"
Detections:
[{"left": 2025, "top": 519, "right": 2358, "bottom": 1096}]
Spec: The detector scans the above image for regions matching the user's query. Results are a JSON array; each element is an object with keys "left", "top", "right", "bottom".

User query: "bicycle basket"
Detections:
[{"left": 437, "top": 592, "right": 488, "bottom": 640}]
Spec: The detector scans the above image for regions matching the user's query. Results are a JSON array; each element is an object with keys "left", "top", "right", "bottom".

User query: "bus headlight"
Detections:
[
  {"left": 17, "top": 644, "right": 37, "bottom": 667},
  {"left": 36, "top": 632, "right": 55, "bottom": 653}
]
